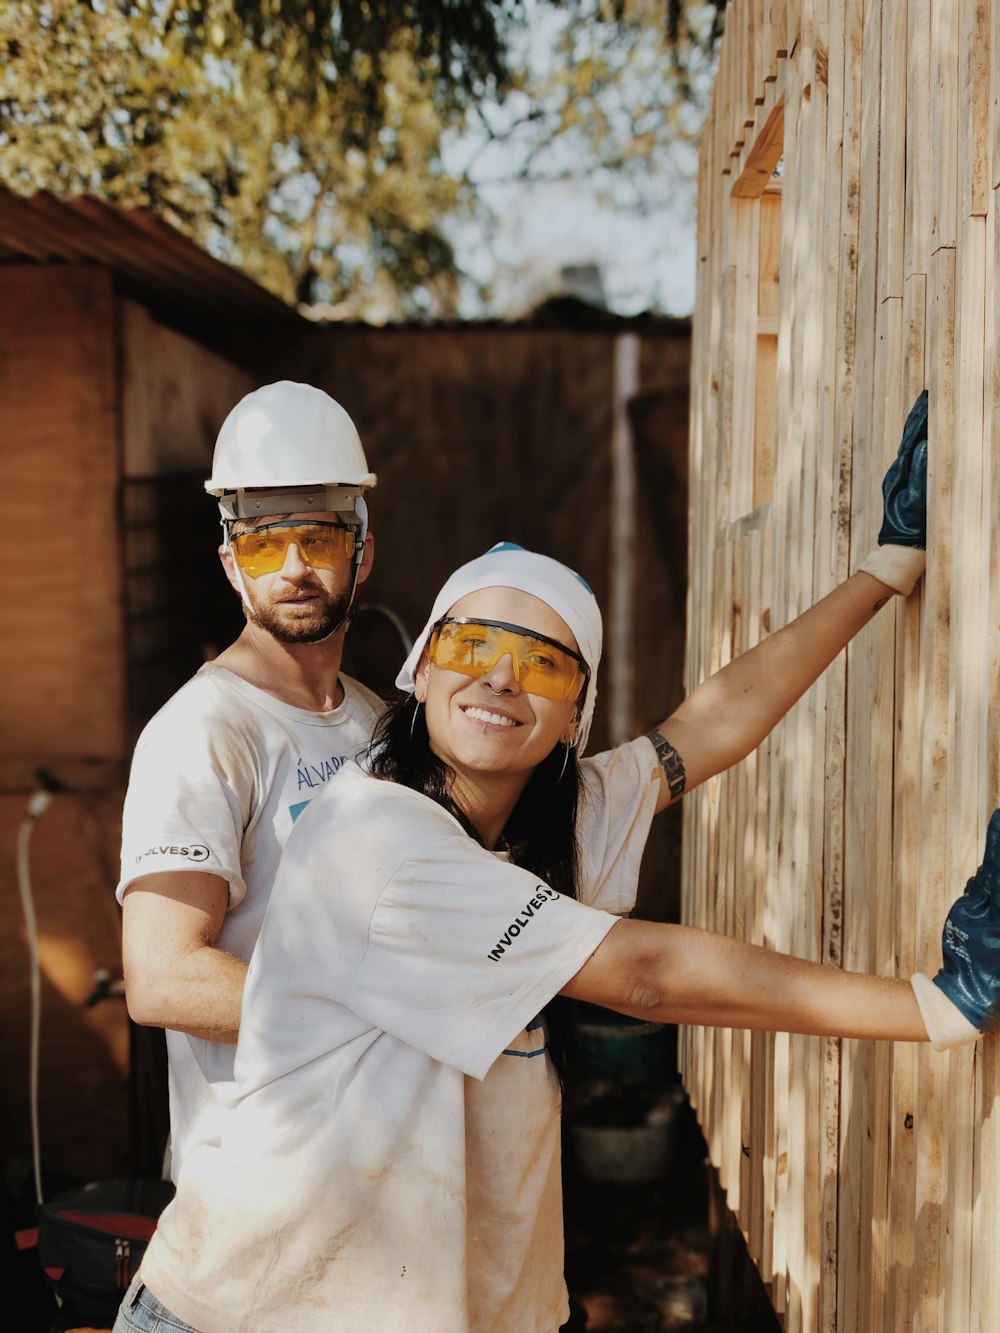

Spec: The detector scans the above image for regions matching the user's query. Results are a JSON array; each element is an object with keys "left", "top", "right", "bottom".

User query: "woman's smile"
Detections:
[{"left": 460, "top": 703, "right": 522, "bottom": 730}]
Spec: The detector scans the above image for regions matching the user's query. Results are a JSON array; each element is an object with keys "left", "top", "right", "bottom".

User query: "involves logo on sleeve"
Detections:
[
  {"left": 487, "top": 886, "right": 560, "bottom": 961},
  {"left": 135, "top": 844, "right": 211, "bottom": 865}
]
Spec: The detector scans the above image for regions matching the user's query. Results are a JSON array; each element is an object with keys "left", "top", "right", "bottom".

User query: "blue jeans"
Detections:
[{"left": 114, "top": 1272, "right": 198, "bottom": 1332}]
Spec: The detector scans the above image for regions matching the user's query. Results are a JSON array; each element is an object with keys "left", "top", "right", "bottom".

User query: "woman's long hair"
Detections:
[{"left": 367, "top": 693, "right": 583, "bottom": 1086}]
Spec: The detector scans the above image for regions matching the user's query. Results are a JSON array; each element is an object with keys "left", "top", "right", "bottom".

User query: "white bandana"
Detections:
[{"left": 395, "top": 542, "right": 603, "bottom": 753}]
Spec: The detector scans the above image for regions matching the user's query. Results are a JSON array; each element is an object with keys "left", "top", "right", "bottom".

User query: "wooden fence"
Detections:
[{"left": 683, "top": 1, "right": 999, "bottom": 1329}]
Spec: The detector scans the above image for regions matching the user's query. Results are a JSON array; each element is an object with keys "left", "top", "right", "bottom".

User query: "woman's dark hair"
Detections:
[{"left": 367, "top": 693, "right": 584, "bottom": 1085}]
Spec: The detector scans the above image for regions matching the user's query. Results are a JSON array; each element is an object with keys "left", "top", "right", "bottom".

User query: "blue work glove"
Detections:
[
  {"left": 857, "top": 389, "right": 929, "bottom": 595},
  {"left": 911, "top": 808, "right": 1000, "bottom": 1049},
  {"left": 877, "top": 388, "right": 928, "bottom": 548}
]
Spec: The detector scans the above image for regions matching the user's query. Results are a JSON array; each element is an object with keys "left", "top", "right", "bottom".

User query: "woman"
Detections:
[{"left": 115, "top": 537, "right": 999, "bottom": 1333}]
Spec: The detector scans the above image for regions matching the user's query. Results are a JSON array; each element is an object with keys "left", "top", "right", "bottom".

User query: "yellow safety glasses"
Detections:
[
  {"left": 428, "top": 617, "right": 589, "bottom": 702},
  {"left": 229, "top": 520, "right": 356, "bottom": 578}
]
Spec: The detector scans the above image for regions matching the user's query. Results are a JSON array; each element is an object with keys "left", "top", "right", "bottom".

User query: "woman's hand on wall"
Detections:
[
  {"left": 911, "top": 806, "right": 1000, "bottom": 1050},
  {"left": 857, "top": 389, "right": 929, "bottom": 596}
]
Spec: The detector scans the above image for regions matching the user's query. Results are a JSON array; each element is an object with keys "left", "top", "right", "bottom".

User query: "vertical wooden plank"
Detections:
[
  {"left": 746, "top": 0, "right": 762, "bottom": 124},
  {"left": 884, "top": 271, "right": 926, "bottom": 1333},
  {"left": 961, "top": 0, "right": 991, "bottom": 218},
  {"left": 930, "top": 0, "right": 960, "bottom": 251},
  {"left": 812, "top": 0, "right": 852, "bottom": 1324},
  {"left": 732, "top": 200, "right": 764, "bottom": 515},
  {"left": 719, "top": 261, "right": 739, "bottom": 526},
  {"left": 939, "top": 208, "right": 987, "bottom": 1333},
  {"left": 864, "top": 294, "right": 905, "bottom": 1333},
  {"left": 786, "top": 0, "right": 803, "bottom": 57},
  {"left": 725, "top": 0, "right": 741, "bottom": 171},
  {"left": 835, "top": 0, "right": 880, "bottom": 1327},
  {"left": 714, "top": 543, "right": 739, "bottom": 1210},
  {"left": 905, "top": 0, "right": 932, "bottom": 281},
  {"left": 876, "top": 0, "right": 908, "bottom": 305},
  {"left": 731, "top": 537, "right": 753, "bottom": 1231},
  {"left": 912, "top": 243, "right": 956, "bottom": 1333},
  {"left": 772, "top": 0, "right": 789, "bottom": 60},
  {"left": 758, "top": 6, "right": 799, "bottom": 1310},
  {"left": 859, "top": 4, "right": 909, "bottom": 1326},
  {"left": 888, "top": 10, "right": 931, "bottom": 1319},
  {"left": 782, "top": 5, "right": 829, "bottom": 1326},
  {"left": 754, "top": 190, "right": 782, "bottom": 506},
  {"left": 744, "top": 522, "right": 770, "bottom": 1272},
  {"left": 975, "top": 176, "right": 1000, "bottom": 1333}
]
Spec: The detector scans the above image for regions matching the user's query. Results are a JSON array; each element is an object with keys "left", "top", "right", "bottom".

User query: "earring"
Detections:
[
  {"left": 409, "top": 699, "right": 423, "bottom": 739},
  {"left": 556, "top": 743, "right": 571, "bottom": 784}
]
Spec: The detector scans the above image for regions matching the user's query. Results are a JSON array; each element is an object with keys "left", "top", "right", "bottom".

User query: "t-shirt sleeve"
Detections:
[
  {"left": 576, "top": 736, "right": 662, "bottom": 916},
  {"left": 116, "top": 695, "right": 255, "bottom": 908},
  {"left": 349, "top": 837, "right": 618, "bottom": 1081}
]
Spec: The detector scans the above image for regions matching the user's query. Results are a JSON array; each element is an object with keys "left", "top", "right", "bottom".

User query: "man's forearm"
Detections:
[
  {"left": 125, "top": 944, "right": 246, "bottom": 1043},
  {"left": 121, "top": 873, "right": 246, "bottom": 1042}
]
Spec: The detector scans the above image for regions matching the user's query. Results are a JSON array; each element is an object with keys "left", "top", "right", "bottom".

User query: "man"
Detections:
[{"left": 117, "top": 381, "right": 384, "bottom": 1180}]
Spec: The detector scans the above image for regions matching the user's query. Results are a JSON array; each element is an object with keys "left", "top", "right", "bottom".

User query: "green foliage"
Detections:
[
  {"left": 0, "top": 0, "right": 721, "bottom": 319},
  {"left": 492, "top": 1, "right": 724, "bottom": 183}
]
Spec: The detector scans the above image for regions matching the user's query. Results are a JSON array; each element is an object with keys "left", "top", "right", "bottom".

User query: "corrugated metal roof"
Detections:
[{"left": 0, "top": 186, "right": 301, "bottom": 349}]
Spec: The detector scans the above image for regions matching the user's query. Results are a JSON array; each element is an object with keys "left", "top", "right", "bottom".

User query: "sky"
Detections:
[
  {"left": 444, "top": 156, "right": 700, "bottom": 320},
  {"left": 439, "top": 4, "right": 707, "bottom": 321}
]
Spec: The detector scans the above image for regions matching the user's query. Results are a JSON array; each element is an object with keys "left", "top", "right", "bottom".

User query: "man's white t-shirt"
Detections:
[
  {"left": 139, "top": 739, "right": 662, "bottom": 1333},
  {"left": 117, "top": 663, "right": 385, "bottom": 1178}
]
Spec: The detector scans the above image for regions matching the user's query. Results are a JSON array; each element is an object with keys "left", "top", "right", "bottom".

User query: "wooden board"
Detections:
[{"left": 685, "top": 1, "right": 1000, "bottom": 1327}]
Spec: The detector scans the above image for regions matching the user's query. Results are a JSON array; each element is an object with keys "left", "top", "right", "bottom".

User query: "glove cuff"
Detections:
[
  {"left": 911, "top": 972, "right": 982, "bottom": 1051},
  {"left": 857, "top": 545, "right": 926, "bottom": 596}
]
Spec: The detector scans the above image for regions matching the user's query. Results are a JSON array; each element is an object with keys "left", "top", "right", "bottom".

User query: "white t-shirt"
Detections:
[
  {"left": 117, "top": 663, "right": 385, "bottom": 1178},
  {"left": 139, "top": 739, "right": 661, "bottom": 1333}
]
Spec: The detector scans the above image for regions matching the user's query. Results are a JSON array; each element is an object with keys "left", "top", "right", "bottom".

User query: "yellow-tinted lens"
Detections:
[
  {"left": 231, "top": 522, "right": 354, "bottom": 577},
  {"left": 429, "top": 620, "right": 587, "bottom": 702}
]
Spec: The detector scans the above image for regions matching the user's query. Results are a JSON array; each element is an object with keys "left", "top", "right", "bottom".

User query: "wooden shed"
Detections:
[{"left": 685, "top": 2, "right": 998, "bottom": 1329}]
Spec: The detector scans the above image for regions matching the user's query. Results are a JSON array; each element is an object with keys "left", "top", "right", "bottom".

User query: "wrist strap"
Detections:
[
  {"left": 856, "top": 545, "right": 926, "bottom": 596},
  {"left": 911, "top": 973, "right": 981, "bottom": 1051}
]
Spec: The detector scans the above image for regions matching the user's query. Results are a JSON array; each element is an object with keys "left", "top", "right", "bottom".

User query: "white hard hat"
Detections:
[{"left": 206, "top": 381, "right": 376, "bottom": 527}]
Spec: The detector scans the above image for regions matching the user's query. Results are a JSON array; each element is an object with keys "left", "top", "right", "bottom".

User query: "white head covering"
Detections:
[{"left": 396, "top": 542, "right": 603, "bottom": 753}]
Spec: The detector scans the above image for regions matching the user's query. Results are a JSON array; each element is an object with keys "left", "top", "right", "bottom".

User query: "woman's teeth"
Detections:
[{"left": 465, "top": 708, "right": 517, "bottom": 728}]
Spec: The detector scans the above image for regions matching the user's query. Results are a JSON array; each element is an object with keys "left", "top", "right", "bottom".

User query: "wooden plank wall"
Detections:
[
  {"left": 1, "top": 282, "right": 255, "bottom": 1190},
  {"left": 683, "top": 1, "right": 999, "bottom": 1328},
  {"left": 1, "top": 266, "right": 132, "bottom": 1187}
]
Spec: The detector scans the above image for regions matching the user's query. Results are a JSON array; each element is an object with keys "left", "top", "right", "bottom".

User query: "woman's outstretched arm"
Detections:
[
  {"left": 562, "top": 803, "right": 1000, "bottom": 1054},
  {"left": 644, "top": 391, "right": 929, "bottom": 813},
  {"left": 561, "top": 917, "right": 928, "bottom": 1042}
]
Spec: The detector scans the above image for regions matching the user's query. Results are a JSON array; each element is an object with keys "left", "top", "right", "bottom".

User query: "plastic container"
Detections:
[
  {"left": 568, "top": 1087, "right": 681, "bottom": 1184},
  {"left": 573, "top": 1006, "right": 668, "bottom": 1087}
]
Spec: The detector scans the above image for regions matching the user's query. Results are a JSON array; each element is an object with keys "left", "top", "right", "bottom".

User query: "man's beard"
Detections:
[{"left": 246, "top": 584, "right": 354, "bottom": 645}]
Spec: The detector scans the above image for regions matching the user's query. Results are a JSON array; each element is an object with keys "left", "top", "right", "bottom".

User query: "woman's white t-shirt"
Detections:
[{"left": 140, "top": 739, "right": 661, "bottom": 1333}]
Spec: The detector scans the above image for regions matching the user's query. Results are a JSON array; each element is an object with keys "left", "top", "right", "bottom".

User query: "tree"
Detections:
[
  {"left": 0, "top": 1, "right": 722, "bottom": 319},
  {"left": 446, "top": 0, "right": 723, "bottom": 316}
]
